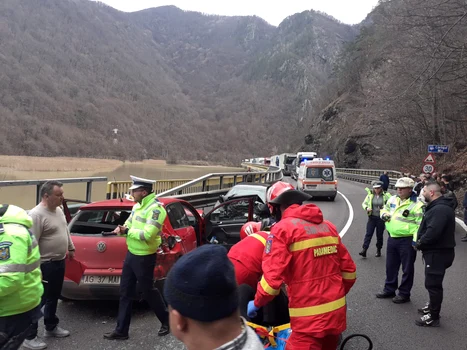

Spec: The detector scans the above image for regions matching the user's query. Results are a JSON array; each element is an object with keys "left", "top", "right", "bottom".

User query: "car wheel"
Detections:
[{"left": 329, "top": 196, "right": 336, "bottom": 201}]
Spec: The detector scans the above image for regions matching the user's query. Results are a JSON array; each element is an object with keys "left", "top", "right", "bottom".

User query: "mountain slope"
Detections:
[
  {"left": 305, "top": 0, "right": 467, "bottom": 173},
  {"left": 0, "top": 0, "right": 355, "bottom": 163}
]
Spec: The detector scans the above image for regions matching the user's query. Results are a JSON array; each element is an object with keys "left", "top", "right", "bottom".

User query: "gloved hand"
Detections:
[{"left": 247, "top": 300, "right": 259, "bottom": 318}]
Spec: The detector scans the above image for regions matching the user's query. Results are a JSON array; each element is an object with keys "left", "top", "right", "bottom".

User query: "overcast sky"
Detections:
[{"left": 95, "top": 0, "right": 379, "bottom": 25}]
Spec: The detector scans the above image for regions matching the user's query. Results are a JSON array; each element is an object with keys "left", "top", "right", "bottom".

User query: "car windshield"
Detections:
[
  {"left": 69, "top": 209, "right": 132, "bottom": 235},
  {"left": 306, "top": 167, "right": 334, "bottom": 181},
  {"left": 225, "top": 186, "right": 266, "bottom": 203},
  {"left": 285, "top": 156, "right": 296, "bottom": 164}
]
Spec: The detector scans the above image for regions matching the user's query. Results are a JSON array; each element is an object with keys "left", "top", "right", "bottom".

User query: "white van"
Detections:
[
  {"left": 295, "top": 152, "right": 317, "bottom": 179},
  {"left": 297, "top": 158, "right": 337, "bottom": 201}
]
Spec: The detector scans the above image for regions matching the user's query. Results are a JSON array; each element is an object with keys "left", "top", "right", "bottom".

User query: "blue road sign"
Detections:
[{"left": 428, "top": 145, "right": 449, "bottom": 153}]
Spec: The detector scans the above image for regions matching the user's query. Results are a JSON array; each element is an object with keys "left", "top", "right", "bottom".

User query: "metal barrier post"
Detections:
[{"left": 86, "top": 182, "right": 93, "bottom": 202}]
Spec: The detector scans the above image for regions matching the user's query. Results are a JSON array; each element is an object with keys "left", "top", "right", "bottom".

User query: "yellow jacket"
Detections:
[
  {"left": 123, "top": 193, "right": 166, "bottom": 255},
  {"left": 0, "top": 205, "right": 43, "bottom": 316},
  {"left": 380, "top": 194, "right": 424, "bottom": 240}
]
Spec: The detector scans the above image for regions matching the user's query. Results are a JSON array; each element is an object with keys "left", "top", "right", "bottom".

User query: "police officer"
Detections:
[
  {"left": 414, "top": 182, "right": 455, "bottom": 327},
  {"left": 104, "top": 176, "right": 169, "bottom": 340},
  {"left": 0, "top": 205, "right": 43, "bottom": 350},
  {"left": 359, "top": 181, "right": 391, "bottom": 258},
  {"left": 376, "top": 177, "right": 424, "bottom": 303}
]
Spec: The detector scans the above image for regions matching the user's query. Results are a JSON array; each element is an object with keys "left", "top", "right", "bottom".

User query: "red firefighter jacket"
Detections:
[
  {"left": 228, "top": 231, "right": 269, "bottom": 288},
  {"left": 254, "top": 203, "right": 356, "bottom": 337}
]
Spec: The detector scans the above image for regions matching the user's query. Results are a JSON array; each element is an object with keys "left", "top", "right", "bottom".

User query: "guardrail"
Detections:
[
  {"left": 0, "top": 177, "right": 107, "bottom": 204},
  {"left": 106, "top": 166, "right": 283, "bottom": 208},
  {"left": 336, "top": 168, "right": 403, "bottom": 189}
]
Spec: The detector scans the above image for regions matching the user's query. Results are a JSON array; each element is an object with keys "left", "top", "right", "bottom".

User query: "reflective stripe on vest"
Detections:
[
  {"left": 0, "top": 259, "right": 40, "bottom": 274},
  {"left": 289, "top": 236, "right": 339, "bottom": 252},
  {"left": 289, "top": 296, "right": 346, "bottom": 317},
  {"left": 250, "top": 233, "right": 266, "bottom": 246},
  {"left": 341, "top": 271, "right": 356, "bottom": 280},
  {"left": 260, "top": 276, "right": 280, "bottom": 296}
]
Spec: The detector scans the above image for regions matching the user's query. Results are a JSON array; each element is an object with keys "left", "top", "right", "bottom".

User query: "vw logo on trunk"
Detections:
[{"left": 97, "top": 241, "right": 107, "bottom": 253}]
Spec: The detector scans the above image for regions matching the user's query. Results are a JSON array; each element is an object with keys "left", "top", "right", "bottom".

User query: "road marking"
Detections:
[
  {"left": 455, "top": 218, "right": 467, "bottom": 233},
  {"left": 337, "top": 191, "right": 353, "bottom": 238}
]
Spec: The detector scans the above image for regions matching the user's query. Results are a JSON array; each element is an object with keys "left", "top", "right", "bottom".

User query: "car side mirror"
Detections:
[{"left": 219, "top": 195, "right": 225, "bottom": 203}]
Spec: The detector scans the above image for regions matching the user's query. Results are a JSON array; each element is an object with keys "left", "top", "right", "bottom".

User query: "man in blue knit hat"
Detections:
[{"left": 164, "top": 245, "right": 264, "bottom": 350}]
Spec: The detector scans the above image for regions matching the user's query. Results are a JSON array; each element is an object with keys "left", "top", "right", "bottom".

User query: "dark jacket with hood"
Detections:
[{"left": 417, "top": 196, "right": 456, "bottom": 252}]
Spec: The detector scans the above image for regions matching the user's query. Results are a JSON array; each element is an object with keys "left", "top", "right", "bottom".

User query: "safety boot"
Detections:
[
  {"left": 375, "top": 249, "right": 381, "bottom": 257},
  {"left": 358, "top": 248, "right": 367, "bottom": 258}
]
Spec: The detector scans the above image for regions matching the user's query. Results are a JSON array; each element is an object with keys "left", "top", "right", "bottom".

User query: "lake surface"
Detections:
[{"left": 0, "top": 162, "right": 243, "bottom": 209}]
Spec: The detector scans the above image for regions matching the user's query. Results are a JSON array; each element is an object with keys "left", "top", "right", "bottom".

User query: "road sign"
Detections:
[
  {"left": 424, "top": 154, "right": 435, "bottom": 163},
  {"left": 423, "top": 163, "right": 435, "bottom": 174},
  {"left": 428, "top": 145, "right": 449, "bottom": 153}
]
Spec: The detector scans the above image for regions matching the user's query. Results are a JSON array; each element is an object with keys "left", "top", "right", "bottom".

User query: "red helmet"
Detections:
[
  {"left": 240, "top": 221, "right": 262, "bottom": 240},
  {"left": 267, "top": 181, "right": 294, "bottom": 206}
]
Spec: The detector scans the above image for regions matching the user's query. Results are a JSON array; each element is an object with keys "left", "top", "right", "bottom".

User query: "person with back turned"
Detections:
[{"left": 104, "top": 175, "right": 169, "bottom": 340}]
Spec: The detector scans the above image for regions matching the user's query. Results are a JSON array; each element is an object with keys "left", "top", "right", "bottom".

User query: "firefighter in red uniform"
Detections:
[
  {"left": 230, "top": 221, "right": 290, "bottom": 326},
  {"left": 248, "top": 190, "right": 357, "bottom": 350},
  {"left": 228, "top": 221, "right": 268, "bottom": 288}
]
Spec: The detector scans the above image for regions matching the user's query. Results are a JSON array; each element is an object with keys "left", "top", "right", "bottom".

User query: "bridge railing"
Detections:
[
  {"left": 0, "top": 177, "right": 108, "bottom": 204},
  {"left": 106, "top": 166, "right": 283, "bottom": 208}
]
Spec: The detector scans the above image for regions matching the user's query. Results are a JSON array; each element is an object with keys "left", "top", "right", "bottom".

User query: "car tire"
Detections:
[{"left": 329, "top": 195, "right": 336, "bottom": 201}]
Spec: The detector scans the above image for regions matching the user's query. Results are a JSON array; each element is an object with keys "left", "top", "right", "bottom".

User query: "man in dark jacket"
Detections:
[
  {"left": 379, "top": 171, "right": 390, "bottom": 192},
  {"left": 439, "top": 182, "right": 458, "bottom": 210},
  {"left": 414, "top": 182, "right": 456, "bottom": 327}
]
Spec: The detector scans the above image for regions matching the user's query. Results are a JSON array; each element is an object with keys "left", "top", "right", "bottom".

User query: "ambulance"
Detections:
[{"left": 296, "top": 158, "right": 337, "bottom": 201}]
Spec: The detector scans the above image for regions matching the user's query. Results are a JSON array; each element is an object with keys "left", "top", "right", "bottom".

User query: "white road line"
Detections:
[
  {"left": 455, "top": 217, "right": 467, "bottom": 233},
  {"left": 338, "top": 190, "right": 354, "bottom": 238}
]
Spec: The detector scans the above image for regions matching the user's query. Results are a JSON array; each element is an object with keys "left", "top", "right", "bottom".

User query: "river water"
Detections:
[{"left": 0, "top": 162, "right": 242, "bottom": 209}]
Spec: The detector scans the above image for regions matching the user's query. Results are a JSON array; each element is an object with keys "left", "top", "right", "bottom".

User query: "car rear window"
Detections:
[
  {"left": 226, "top": 187, "right": 267, "bottom": 203},
  {"left": 69, "top": 210, "right": 131, "bottom": 235},
  {"left": 306, "top": 167, "right": 334, "bottom": 181}
]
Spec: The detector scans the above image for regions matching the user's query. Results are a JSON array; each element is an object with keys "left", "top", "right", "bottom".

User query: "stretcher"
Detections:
[{"left": 247, "top": 322, "right": 373, "bottom": 350}]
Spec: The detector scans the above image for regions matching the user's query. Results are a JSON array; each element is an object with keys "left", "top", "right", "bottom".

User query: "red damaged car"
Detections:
[{"left": 61, "top": 195, "right": 270, "bottom": 300}]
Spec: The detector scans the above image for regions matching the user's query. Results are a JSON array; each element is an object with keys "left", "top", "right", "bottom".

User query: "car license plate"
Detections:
[
  {"left": 307, "top": 185, "right": 317, "bottom": 189},
  {"left": 81, "top": 275, "right": 120, "bottom": 285}
]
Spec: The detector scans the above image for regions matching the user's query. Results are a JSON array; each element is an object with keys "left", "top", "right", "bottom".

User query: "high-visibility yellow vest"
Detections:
[
  {"left": 380, "top": 195, "right": 424, "bottom": 240},
  {"left": 362, "top": 188, "right": 391, "bottom": 214},
  {"left": 0, "top": 205, "right": 43, "bottom": 317},
  {"left": 123, "top": 193, "right": 166, "bottom": 256}
]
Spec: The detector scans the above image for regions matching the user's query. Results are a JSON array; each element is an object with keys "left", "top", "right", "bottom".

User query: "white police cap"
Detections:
[{"left": 129, "top": 175, "right": 156, "bottom": 190}]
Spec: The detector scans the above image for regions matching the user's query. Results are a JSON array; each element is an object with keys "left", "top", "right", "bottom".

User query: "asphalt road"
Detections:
[{"left": 29, "top": 179, "right": 467, "bottom": 350}]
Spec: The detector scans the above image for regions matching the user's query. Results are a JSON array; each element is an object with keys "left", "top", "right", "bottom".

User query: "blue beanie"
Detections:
[{"left": 164, "top": 245, "right": 238, "bottom": 322}]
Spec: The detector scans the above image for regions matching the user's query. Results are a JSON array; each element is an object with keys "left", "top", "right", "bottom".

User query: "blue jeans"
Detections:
[
  {"left": 363, "top": 216, "right": 385, "bottom": 250},
  {"left": 26, "top": 259, "right": 65, "bottom": 339}
]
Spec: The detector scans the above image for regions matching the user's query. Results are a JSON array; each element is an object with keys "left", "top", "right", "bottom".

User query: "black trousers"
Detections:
[
  {"left": 363, "top": 216, "right": 385, "bottom": 250},
  {"left": 116, "top": 251, "right": 168, "bottom": 335},
  {"left": 238, "top": 284, "right": 290, "bottom": 327},
  {"left": 423, "top": 249, "right": 455, "bottom": 320},
  {"left": 26, "top": 259, "right": 66, "bottom": 339},
  {"left": 384, "top": 236, "right": 416, "bottom": 297},
  {"left": 0, "top": 305, "right": 42, "bottom": 350}
]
